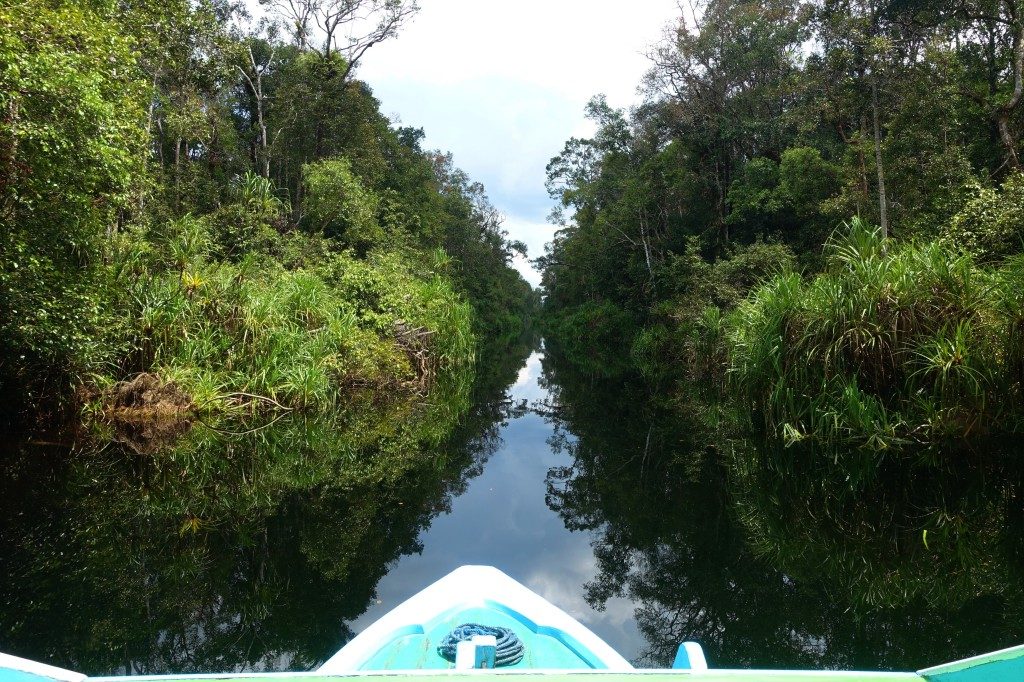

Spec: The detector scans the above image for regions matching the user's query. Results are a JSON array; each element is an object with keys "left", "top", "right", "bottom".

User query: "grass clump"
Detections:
[
  {"left": 94, "top": 221, "right": 475, "bottom": 416},
  {"left": 729, "top": 219, "right": 1024, "bottom": 448}
]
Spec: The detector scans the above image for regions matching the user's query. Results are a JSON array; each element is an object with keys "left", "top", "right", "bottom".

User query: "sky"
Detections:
[{"left": 345, "top": 0, "right": 682, "bottom": 286}]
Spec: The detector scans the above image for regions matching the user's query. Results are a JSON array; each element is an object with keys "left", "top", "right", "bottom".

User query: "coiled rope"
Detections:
[{"left": 437, "top": 623, "right": 524, "bottom": 667}]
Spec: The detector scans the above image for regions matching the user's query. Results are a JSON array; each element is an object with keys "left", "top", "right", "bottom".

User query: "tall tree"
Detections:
[{"left": 645, "top": 0, "right": 807, "bottom": 248}]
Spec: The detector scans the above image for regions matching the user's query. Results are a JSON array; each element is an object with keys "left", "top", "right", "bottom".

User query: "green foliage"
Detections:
[
  {"left": 729, "top": 438, "right": 1024, "bottom": 619},
  {"left": 538, "top": 0, "right": 1024, "bottom": 454},
  {"left": 725, "top": 147, "right": 842, "bottom": 255},
  {"left": 431, "top": 153, "right": 535, "bottom": 340},
  {"left": 778, "top": 147, "right": 841, "bottom": 221},
  {"left": 97, "top": 230, "right": 474, "bottom": 412},
  {"left": 302, "top": 157, "right": 383, "bottom": 250},
  {"left": 546, "top": 301, "right": 637, "bottom": 378},
  {"left": 661, "top": 239, "right": 799, "bottom": 309},
  {"left": 208, "top": 203, "right": 282, "bottom": 260},
  {"left": 616, "top": 240, "right": 797, "bottom": 385},
  {"left": 0, "top": 387, "right": 479, "bottom": 673},
  {"left": 146, "top": 214, "right": 213, "bottom": 270},
  {"left": 540, "top": 346, "right": 1024, "bottom": 668},
  {"left": 727, "top": 158, "right": 785, "bottom": 228},
  {"left": 0, "top": 0, "right": 535, "bottom": 421},
  {"left": 943, "top": 173, "right": 1024, "bottom": 263},
  {"left": 233, "top": 171, "right": 291, "bottom": 218},
  {"left": 729, "top": 221, "right": 1024, "bottom": 447},
  {"left": 0, "top": 0, "right": 145, "bottom": 406}
]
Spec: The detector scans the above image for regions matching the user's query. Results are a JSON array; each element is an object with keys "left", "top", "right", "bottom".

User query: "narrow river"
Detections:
[
  {"left": 348, "top": 351, "right": 642, "bottom": 658},
  {"left": 2, "top": 340, "right": 1024, "bottom": 673}
]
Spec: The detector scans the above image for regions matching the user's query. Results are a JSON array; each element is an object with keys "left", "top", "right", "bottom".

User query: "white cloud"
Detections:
[
  {"left": 512, "top": 252, "right": 541, "bottom": 287},
  {"left": 358, "top": 1, "right": 678, "bottom": 107},
  {"left": 358, "top": 1, "right": 680, "bottom": 280},
  {"left": 505, "top": 216, "right": 556, "bottom": 285},
  {"left": 505, "top": 215, "right": 555, "bottom": 259},
  {"left": 524, "top": 545, "right": 641, "bottom": 657},
  {"left": 366, "top": 76, "right": 579, "bottom": 218}
]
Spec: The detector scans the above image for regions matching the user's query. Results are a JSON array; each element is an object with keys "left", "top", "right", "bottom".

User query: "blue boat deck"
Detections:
[{"left": 357, "top": 604, "right": 604, "bottom": 670}]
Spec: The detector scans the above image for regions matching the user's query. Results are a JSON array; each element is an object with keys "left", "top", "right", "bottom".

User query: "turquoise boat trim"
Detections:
[
  {"left": 671, "top": 644, "right": 708, "bottom": 671},
  {"left": 80, "top": 673, "right": 922, "bottom": 682},
  {"left": 917, "top": 642, "right": 1024, "bottom": 682},
  {"left": 3, "top": 566, "right": 1023, "bottom": 682},
  {"left": 0, "top": 671, "right": 63, "bottom": 682},
  {"left": 0, "top": 655, "right": 85, "bottom": 682}
]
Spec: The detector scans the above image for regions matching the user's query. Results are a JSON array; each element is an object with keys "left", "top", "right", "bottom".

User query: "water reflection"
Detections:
[
  {"left": 0, "top": 337, "right": 534, "bottom": 675},
  {"left": 346, "top": 346, "right": 642, "bottom": 657},
  {"left": 3, "top": 336, "right": 1023, "bottom": 674},
  {"left": 538, "top": 344, "right": 1024, "bottom": 669},
  {"left": 0, "top": 428, "right": 461, "bottom": 672}
]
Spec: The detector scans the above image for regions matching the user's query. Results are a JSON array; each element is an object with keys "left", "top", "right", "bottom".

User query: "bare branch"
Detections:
[{"left": 265, "top": 0, "right": 419, "bottom": 80}]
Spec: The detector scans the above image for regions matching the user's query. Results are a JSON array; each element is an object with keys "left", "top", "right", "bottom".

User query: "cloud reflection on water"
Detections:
[{"left": 348, "top": 352, "right": 645, "bottom": 661}]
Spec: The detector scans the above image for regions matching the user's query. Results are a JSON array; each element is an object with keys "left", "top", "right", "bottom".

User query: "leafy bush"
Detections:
[
  {"left": 302, "top": 157, "right": 383, "bottom": 251},
  {"left": 97, "top": 233, "right": 475, "bottom": 412},
  {"left": 660, "top": 238, "right": 797, "bottom": 310},
  {"left": 730, "top": 220, "right": 1024, "bottom": 447},
  {"left": 0, "top": 1, "right": 145, "bottom": 410},
  {"left": 777, "top": 146, "right": 841, "bottom": 221},
  {"left": 0, "top": 0, "right": 532, "bottom": 424},
  {"left": 943, "top": 173, "right": 1024, "bottom": 263},
  {"left": 545, "top": 300, "right": 637, "bottom": 377},
  {"left": 725, "top": 147, "right": 841, "bottom": 251},
  {"left": 643, "top": 239, "right": 797, "bottom": 383}
]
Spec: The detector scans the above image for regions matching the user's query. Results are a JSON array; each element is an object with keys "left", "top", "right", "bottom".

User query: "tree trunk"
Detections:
[
  {"left": 857, "top": 113, "right": 870, "bottom": 215},
  {"left": 156, "top": 119, "right": 164, "bottom": 167},
  {"left": 138, "top": 72, "right": 159, "bottom": 214},
  {"left": 714, "top": 158, "right": 728, "bottom": 246},
  {"left": 997, "top": 113, "right": 1021, "bottom": 170},
  {"left": 638, "top": 210, "right": 655, "bottom": 285},
  {"left": 174, "top": 137, "right": 182, "bottom": 207},
  {"left": 239, "top": 48, "right": 273, "bottom": 178},
  {"left": 260, "top": 119, "right": 270, "bottom": 178},
  {"left": 995, "top": 16, "right": 1024, "bottom": 170},
  {"left": 871, "top": 79, "right": 888, "bottom": 238}
]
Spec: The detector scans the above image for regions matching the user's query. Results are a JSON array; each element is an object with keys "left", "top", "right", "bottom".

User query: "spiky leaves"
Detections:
[{"left": 730, "top": 221, "right": 1024, "bottom": 447}]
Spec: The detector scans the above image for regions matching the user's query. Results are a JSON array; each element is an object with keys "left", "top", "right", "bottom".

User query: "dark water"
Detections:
[{"left": 2, "top": 338, "right": 1024, "bottom": 674}]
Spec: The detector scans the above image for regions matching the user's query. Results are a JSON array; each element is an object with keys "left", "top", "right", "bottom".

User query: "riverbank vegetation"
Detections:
[
  {"left": 731, "top": 223, "right": 1024, "bottom": 447},
  {"left": 0, "top": 0, "right": 534, "bottom": 425},
  {"left": 539, "top": 0, "right": 1024, "bottom": 447}
]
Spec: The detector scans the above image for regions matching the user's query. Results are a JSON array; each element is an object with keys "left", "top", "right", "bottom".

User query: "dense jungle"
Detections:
[
  {"left": 0, "top": 0, "right": 536, "bottom": 426},
  {"left": 541, "top": 0, "right": 1024, "bottom": 448},
  {"left": 4, "top": 0, "right": 1024, "bottom": 675}
]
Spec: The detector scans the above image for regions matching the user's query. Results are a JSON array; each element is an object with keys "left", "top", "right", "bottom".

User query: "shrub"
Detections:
[
  {"left": 546, "top": 300, "right": 637, "bottom": 377},
  {"left": 730, "top": 219, "right": 1024, "bottom": 447},
  {"left": 96, "top": 231, "right": 475, "bottom": 413},
  {"left": 0, "top": 1, "right": 145, "bottom": 411},
  {"left": 650, "top": 239, "right": 797, "bottom": 384},
  {"left": 943, "top": 173, "right": 1024, "bottom": 263},
  {"left": 302, "top": 157, "right": 382, "bottom": 251}
]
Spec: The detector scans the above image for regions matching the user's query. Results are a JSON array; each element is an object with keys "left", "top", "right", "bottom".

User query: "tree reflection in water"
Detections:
[
  {"left": 0, "top": 336, "right": 535, "bottom": 676},
  {"left": 539, "top": 347, "right": 1024, "bottom": 670}
]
